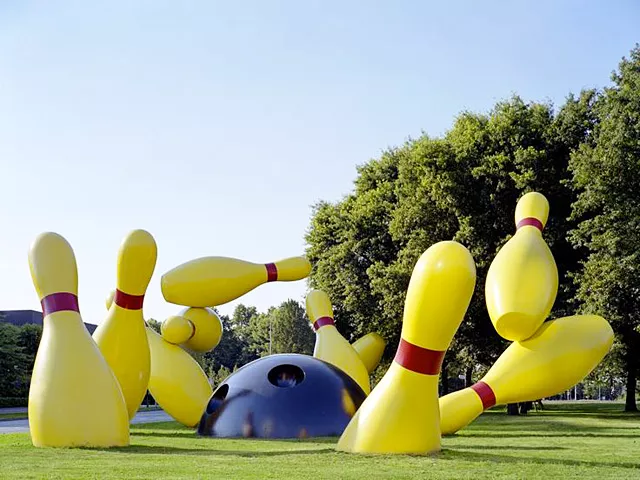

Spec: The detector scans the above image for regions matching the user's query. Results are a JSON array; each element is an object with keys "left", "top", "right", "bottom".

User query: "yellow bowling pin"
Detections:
[
  {"left": 306, "top": 290, "right": 371, "bottom": 395},
  {"left": 161, "top": 255, "right": 311, "bottom": 307},
  {"left": 146, "top": 325, "right": 213, "bottom": 427},
  {"left": 351, "top": 332, "right": 386, "bottom": 374},
  {"left": 336, "top": 241, "right": 476, "bottom": 454},
  {"left": 93, "top": 229, "right": 156, "bottom": 419},
  {"left": 485, "top": 192, "right": 559, "bottom": 341},
  {"left": 439, "top": 314, "right": 614, "bottom": 435},
  {"left": 161, "top": 307, "right": 223, "bottom": 352},
  {"left": 27, "top": 232, "right": 129, "bottom": 447}
]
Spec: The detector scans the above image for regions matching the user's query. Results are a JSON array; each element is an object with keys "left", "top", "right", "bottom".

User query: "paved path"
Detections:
[{"left": 0, "top": 409, "right": 172, "bottom": 434}]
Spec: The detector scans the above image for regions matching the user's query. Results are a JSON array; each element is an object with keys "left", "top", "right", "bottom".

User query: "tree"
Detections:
[
  {"left": 567, "top": 44, "right": 640, "bottom": 411},
  {"left": 0, "top": 323, "right": 28, "bottom": 397},
  {"left": 263, "top": 300, "right": 315, "bottom": 356}
]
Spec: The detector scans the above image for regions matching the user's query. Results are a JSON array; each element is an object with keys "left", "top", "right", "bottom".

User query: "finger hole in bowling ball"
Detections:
[
  {"left": 268, "top": 364, "right": 304, "bottom": 388},
  {"left": 206, "top": 384, "right": 229, "bottom": 414}
]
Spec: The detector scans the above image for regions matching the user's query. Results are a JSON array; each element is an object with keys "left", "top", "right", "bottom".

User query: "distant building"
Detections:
[{"left": 0, "top": 309, "right": 97, "bottom": 334}]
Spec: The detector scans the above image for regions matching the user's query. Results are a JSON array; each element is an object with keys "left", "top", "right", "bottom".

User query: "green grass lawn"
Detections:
[{"left": 0, "top": 401, "right": 638, "bottom": 479}]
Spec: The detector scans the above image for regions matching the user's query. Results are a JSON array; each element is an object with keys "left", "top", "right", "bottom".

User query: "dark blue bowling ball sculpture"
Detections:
[{"left": 197, "top": 354, "right": 367, "bottom": 439}]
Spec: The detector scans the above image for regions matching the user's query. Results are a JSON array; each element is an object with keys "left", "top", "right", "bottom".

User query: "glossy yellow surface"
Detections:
[
  {"left": 161, "top": 315, "right": 194, "bottom": 345},
  {"left": 179, "top": 307, "right": 223, "bottom": 352},
  {"left": 485, "top": 192, "right": 558, "bottom": 341},
  {"left": 146, "top": 326, "right": 213, "bottom": 427},
  {"left": 161, "top": 255, "right": 311, "bottom": 307},
  {"left": 93, "top": 230, "right": 156, "bottom": 419},
  {"left": 439, "top": 314, "right": 614, "bottom": 435},
  {"left": 351, "top": 332, "right": 386, "bottom": 374},
  {"left": 27, "top": 232, "right": 129, "bottom": 447},
  {"left": 337, "top": 241, "right": 476, "bottom": 454},
  {"left": 306, "top": 290, "right": 371, "bottom": 395}
]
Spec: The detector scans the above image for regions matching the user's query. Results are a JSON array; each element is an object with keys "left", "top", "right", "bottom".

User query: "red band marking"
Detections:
[
  {"left": 470, "top": 381, "right": 497, "bottom": 409},
  {"left": 394, "top": 338, "right": 445, "bottom": 375},
  {"left": 516, "top": 217, "right": 543, "bottom": 231},
  {"left": 114, "top": 289, "right": 144, "bottom": 310},
  {"left": 41, "top": 292, "right": 79, "bottom": 316},
  {"left": 265, "top": 263, "right": 278, "bottom": 282},
  {"left": 313, "top": 316, "right": 334, "bottom": 331}
]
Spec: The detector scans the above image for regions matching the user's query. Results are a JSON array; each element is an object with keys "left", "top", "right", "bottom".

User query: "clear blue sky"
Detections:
[{"left": 1, "top": 1, "right": 638, "bottom": 327}]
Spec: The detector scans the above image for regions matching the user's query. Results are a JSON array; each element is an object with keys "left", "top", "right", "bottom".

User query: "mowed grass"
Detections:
[{"left": 0, "top": 401, "right": 639, "bottom": 479}]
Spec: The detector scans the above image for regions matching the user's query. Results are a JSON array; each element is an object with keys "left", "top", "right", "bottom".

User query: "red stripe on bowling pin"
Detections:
[
  {"left": 265, "top": 263, "right": 278, "bottom": 282},
  {"left": 114, "top": 289, "right": 145, "bottom": 310},
  {"left": 41, "top": 292, "right": 80, "bottom": 315},
  {"left": 394, "top": 338, "right": 445, "bottom": 375},
  {"left": 516, "top": 217, "right": 544, "bottom": 231},
  {"left": 470, "top": 381, "right": 497, "bottom": 409},
  {"left": 313, "top": 316, "right": 335, "bottom": 331}
]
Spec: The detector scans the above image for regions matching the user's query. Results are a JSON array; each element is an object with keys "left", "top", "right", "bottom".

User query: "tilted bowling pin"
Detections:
[
  {"left": 161, "top": 255, "right": 311, "bottom": 307},
  {"left": 27, "top": 232, "right": 129, "bottom": 447},
  {"left": 93, "top": 229, "right": 156, "bottom": 419},
  {"left": 146, "top": 325, "right": 213, "bottom": 427},
  {"left": 485, "top": 192, "right": 559, "bottom": 341},
  {"left": 161, "top": 307, "right": 223, "bottom": 352},
  {"left": 351, "top": 332, "right": 386, "bottom": 374},
  {"left": 306, "top": 290, "right": 371, "bottom": 395},
  {"left": 439, "top": 314, "right": 613, "bottom": 435},
  {"left": 336, "top": 241, "right": 476, "bottom": 454}
]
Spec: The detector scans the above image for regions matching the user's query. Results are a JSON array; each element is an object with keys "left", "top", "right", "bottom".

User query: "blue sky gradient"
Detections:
[{"left": 1, "top": 1, "right": 639, "bottom": 326}]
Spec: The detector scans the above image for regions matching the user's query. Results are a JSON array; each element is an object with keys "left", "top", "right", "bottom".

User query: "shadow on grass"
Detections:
[
  {"left": 441, "top": 449, "right": 640, "bottom": 470},
  {"left": 458, "top": 432, "right": 640, "bottom": 439},
  {"left": 81, "top": 444, "right": 335, "bottom": 457}
]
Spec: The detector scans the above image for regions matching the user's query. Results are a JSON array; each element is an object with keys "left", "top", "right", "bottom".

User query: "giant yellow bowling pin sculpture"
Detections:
[
  {"left": 351, "top": 332, "right": 386, "bottom": 374},
  {"left": 93, "top": 229, "right": 156, "bottom": 419},
  {"left": 145, "top": 326, "right": 213, "bottom": 427},
  {"left": 485, "top": 192, "right": 559, "bottom": 341},
  {"left": 103, "top": 293, "right": 213, "bottom": 427},
  {"left": 306, "top": 290, "right": 371, "bottom": 395},
  {"left": 337, "top": 241, "right": 476, "bottom": 454},
  {"left": 161, "top": 255, "right": 311, "bottom": 307},
  {"left": 27, "top": 232, "right": 129, "bottom": 447},
  {"left": 440, "top": 314, "right": 613, "bottom": 435},
  {"left": 161, "top": 307, "right": 223, "bottom": 352}
]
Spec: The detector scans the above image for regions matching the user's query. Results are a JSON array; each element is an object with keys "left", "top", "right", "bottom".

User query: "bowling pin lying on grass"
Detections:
[
  {"left": 161, "top": 307, "right": 223, "bottom": 352},
  {"left": 306, "top": 289, "right": 371, "bottom": 395},
  {"left": 439, "top": 314, "right": 613, "bottom": 435},
  {"left": 93, "top": 229, "right": 156, "bottom": 419},
  {"left": 337, "top": 241, "right": 476, "bottom": 454},
  {"left": 485, "top": 191, "right": 559, "bottom": 341},
  {"left": 351, "top": 332, "right": 386, "bottom": 374},
  {"left": 27, "top": 232, "right": 129, "bottom": 448},
  {"left": 161, "top": 255, "right": 311, "bottom": 307},
  {"left": 146, "top": 325, "right": 213, "bottom": 427}
]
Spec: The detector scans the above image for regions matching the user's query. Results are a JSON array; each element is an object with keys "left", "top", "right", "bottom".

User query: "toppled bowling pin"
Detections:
[
  {"left": 440, "top": 314, "right": 613, "bottom": 435},
  {"left": 485, "top": 192, "right": 558, "bottom": 341},
  {"left": 93, "top": 229, "right": 156, "bottom": 419},
  {"left": 146, "top": 325, "right": 213, "bottom": 427},
  {"left": 337, "top": 241, "right": 476, "bottom": 454},
  {"left": 27, "top": 232, "right": 129, "bottom": 447},
  {"left": 306, "top": 290, "right": 371, "bottom": 395},
  {"left": 161, "top": 255, "right": 311, "bottom": 307},
  {"left": 161, "top": 307, "right": 223, "bottom": 352},
  {"left": 351, "top": 332, "right": 386, "bottom": 374}
]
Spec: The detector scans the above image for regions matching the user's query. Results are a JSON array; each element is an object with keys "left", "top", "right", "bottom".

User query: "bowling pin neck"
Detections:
[
  {"left": 41, "top": 292, "right": 80, "bottom": 316},
  {"left": 393, "top": 338, "right": 445, "bottom": 375},
  {"left": 112, "top": 289, "right": 145, "bottom": 310},
  {"left": 264, "top": 263, "right": 278, "bottom": 282},
  {"left": 312, "top": 316, "right": 335, "bottom": 331},
  {"left": 516, "top": 217, "right": 544, "bottom": 232},
  {"left": 470, "top": 381, "right": 497, "bottom": 410}
]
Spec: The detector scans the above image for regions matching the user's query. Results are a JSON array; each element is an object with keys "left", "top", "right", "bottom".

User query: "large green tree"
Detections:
[{"left": 567, "top": 45, "right": 640, "bottom": 411}]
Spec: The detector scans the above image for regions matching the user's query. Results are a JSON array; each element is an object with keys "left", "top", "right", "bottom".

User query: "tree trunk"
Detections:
[
  {"left": 440, "top": 358, "right": 449, "bottom": 395},
  {"left": 506, "top": 403, "right": 520, "bottom": 415},
  {"left": 625, "top": 361, "right": 637, "bottom": 412},
  {"left": 465, "top": 366, "right": 473, "bottom": 387}
]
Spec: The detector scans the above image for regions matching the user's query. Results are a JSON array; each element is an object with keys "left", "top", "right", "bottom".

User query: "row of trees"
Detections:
[
  {"left": 303, "top": 45, "right": 640, "bottom": 410},
  {"left": 0, "top": 321, "right": 42, "bottom": 402}
]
